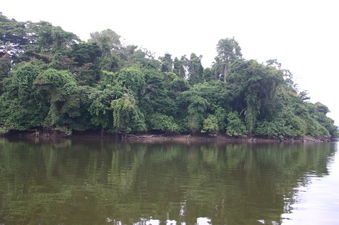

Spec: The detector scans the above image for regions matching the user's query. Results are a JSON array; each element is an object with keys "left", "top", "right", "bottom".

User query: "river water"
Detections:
[{"left": 0, "top": 138, "right": 338, "bottom": 224}]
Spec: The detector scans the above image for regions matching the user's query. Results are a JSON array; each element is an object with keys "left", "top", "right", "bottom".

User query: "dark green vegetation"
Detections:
[{"left": 0, "top": 13, "right": 337, "bottom": 138}]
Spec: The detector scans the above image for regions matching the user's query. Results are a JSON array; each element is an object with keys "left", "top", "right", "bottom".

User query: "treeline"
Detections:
[{"left": 0, "top": 13, "right": 337, "bottom": 138}]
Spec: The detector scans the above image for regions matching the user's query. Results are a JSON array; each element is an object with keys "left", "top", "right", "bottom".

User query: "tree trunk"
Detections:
[{"left": 223, "top": 63, "right": 229, "bottom": 83}]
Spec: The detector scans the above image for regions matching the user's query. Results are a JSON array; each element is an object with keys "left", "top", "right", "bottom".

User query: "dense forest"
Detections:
[{"left": 0, "top": 13, "right": 337, "bottom": 138}]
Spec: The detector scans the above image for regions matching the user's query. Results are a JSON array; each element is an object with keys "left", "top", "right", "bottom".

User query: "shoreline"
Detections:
[
  {"left": 121, "top": 133, "right": 334, "bottom": 143},
  {"left": 1, "top": 129, "right": 335, "bottom": 143}
]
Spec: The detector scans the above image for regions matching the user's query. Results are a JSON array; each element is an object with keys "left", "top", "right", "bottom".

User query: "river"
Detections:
[{"left": 0, "top": 138, "right": 338, "bottom": 224}]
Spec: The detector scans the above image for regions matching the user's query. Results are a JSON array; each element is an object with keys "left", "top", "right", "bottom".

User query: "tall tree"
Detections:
[
  {"left": 159, "top": 53, "right": 173, "bottom": 72},
  {"left": 228, "top": 59, "right": 284, "bottom": 135},
  {"left": 70, "top": 42, "right": 102, "bottom": 85},
  {"left": 89, "top": 29, "right": 121, "bottom": 71},
  {"left": 173, "top": 57, "right": 186, "bottom": 78},
  {"left": 187, "top": 53, "right": 204, "bottom": 86},
  {"left": 0, "top": 13, "right": 30, "bottom": 63},
  {"left": 214, "top": 37, "right": 242, "bottom": 83},
  {"left": 27, "top": 21, "right": 79, "bottom": 54},
  {"left": 90, "top": 29, "right": 121, "bottom": 52}
]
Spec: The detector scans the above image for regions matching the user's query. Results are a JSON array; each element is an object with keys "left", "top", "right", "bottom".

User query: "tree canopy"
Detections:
[{"left": 0, "top": 13, "right": 337, "bottom": 139}]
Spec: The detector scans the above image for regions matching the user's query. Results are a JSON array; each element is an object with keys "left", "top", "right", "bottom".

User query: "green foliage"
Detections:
[
  {"left": 111, "top": 93, "right": 146, "bottom": 133},
  {"left": 0, "top": 53, "right": 11, "bottom": 83},
  {"left": 126, "top": 48, "right": 160, "bottom": 69},
  {"left": 226, "top": 112, "right": 247, "bottom": 137},
  {"left": 0, "top": 13, "right": 337, "bottom": 138},
  {"left": 203, "top": 67, "right": 212, "bottom": 82},
  {"left": 213, "top": 37, "right": 242, "bottom": 82},
  {"left": 0, "top": 60, "right": 48, "bottom": 129},
  {"left": 159, "top": 53, "right": 173, "bottom": 72},
  {"left": 312, "top": 102, "right": 338, "bottom": 137},
  {"left": 34, "top": 68, "right": 75, "bottom": 87},
  {"left": 71, "top": 42, "right": 101, "bottom": 66},
  {"left": 283, "top": 110, "right": 307, "bottom": 136},
  {"left": 202, "top": 114, "right": 219, "bottom": 135},
  {"left": 186, "top": 95, "right": 210, "bottom": 133},
  {"left": 169, "top": 77, "right": 190, "bottom": 92},
  {"left": 32, "top": 68, "right": 87, "bottom": 130},
  {"left": 214, "top": 107, "right": 227, "bottom": 131},
  {"left": 147, "top": 113, "right": 179, "bottom": 132},
  {"left": 89, "top": 29, "right": 122, "bottom": 71},
  {"left": 173, "top": 57, "right": 186, "bottom": 78},
  {"left": 115, "top": 66, "right": 145, "bottom": 97},
  {"left": 0, "top": 14, "right": 30, "bottom": 61},
  {"left": 228, "top": 59, "right": 285, "bottom": 135},
  {"left": 88, "top": 86, "right": 128, "bottom": 129},
  {"left": 187, "top": 53, "right": 204, "bottom": 85},
  {"left": 255, "top": 120, "right": 284, "bottom": 137},
  {"left": 90, "top": 29, "right": 121, "bottom": 52},
  {"left": 141, "top": 68, "right": 178, "bottom": 117}
]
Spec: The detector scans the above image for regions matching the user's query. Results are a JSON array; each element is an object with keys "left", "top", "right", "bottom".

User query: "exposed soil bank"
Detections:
[{"left": 1, "top": 129, "right": 336, "bottom": 143}]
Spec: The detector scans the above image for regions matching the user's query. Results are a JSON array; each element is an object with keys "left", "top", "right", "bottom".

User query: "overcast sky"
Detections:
[{"left": 2, "top": 0, "right": 339, "bottom": 124}]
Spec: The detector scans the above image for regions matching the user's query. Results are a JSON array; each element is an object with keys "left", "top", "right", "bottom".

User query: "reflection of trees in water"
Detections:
[{"left": 0, "top": 138, "right": 336, "bottom": 224}]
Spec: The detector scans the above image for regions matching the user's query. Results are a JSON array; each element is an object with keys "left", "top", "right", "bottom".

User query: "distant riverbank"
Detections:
[
  {"left": 1, "top": 129, "right": 335, "bottom": 143},
  {"left": 121, "top": 133, "right": 335, "bottom": 143}
]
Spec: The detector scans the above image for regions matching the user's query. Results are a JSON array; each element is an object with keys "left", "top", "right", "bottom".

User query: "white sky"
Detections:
[{"left": 2, "top": 0, "right": 339, "bottom": 124}]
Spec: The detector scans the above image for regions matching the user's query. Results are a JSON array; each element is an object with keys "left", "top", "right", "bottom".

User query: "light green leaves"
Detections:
[{"left": 111, "top": 93, "right": 145, "bottom": 133}]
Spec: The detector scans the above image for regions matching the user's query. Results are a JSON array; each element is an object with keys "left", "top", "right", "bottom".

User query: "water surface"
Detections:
[{"left": 0, "top": 138, "right": 337, "bottom": 224}]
